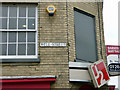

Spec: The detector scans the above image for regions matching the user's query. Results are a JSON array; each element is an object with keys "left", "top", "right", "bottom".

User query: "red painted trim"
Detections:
[
  {"left": 2, "top": 82, "right": 50, "bottom": 88},
  {"left": 1, "top": 78, "right": 56, "bottom": 83}
]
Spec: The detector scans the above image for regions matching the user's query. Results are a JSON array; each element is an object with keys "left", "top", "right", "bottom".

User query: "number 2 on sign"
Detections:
[{"left": 92, "top": 62, "right": 109, "bottom": 86}]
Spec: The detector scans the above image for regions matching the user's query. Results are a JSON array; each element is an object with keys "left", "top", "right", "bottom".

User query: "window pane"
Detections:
[
  {"left": 0, "top": 44, "right": 2, "bottom": 55},
  {"left": 2, "top": 6, "right": 8, "bottom": 17},
  {"left": 2, "top": 32, "right": 7, "bottom": 42},
  {"left": 18, "top": 18, "right": 26, "bottom": 29},
  {"left": 8, "top": 44, "right": 16, "bottom": 55},
  {"left": 18, "top": 44, "right": 26, "bottom": 55},
  {"left": 27, "top": 32, "right": 35, "bottom": 42},
  {"left": 0, "top": 18, "right": 7, "bottom": 29},
  {"left": 9, "top": 6, "right": 17, "bottom": 17},
  {"left": 28, "top": 7, "right": 35, "bottom": 17},
  {"left": 18, "top": 32, "right": 26, "bottom": 42},
  {"left": 0, "top": 44, "right": 7, "bottom": 55},
  {"left": 0, "top": 32, "right": 7, "bottom": 43},
  {"left": 27, "top": 44, "right": 35, "bottom": 55},
  {"left": 28, "top": 19, "right": 35, "bottom": 29},
  {"left": 0, "top": 32, "right": 1, "bottom": 43},
  {"left": 2, "top": 44, "right": 7, "bottom": 55},
  {"left": 74, "top": 9, "right": 97, "bottom": 62},
  {"left": 0, "top": 18, "right": 1, "bottom": 29},
  {"left": 0, "top": 6, "right": 1, "bottom": 17},
  {"left": 9, "top": 18, "right": 17, "bottom": 29},
  {"left": 19, "top": 7, "right": 26, "bottom": 17},
  {"left": 2, "top": 18, "right": 7, "bottom": 29},
  {"left": 9, "top": 32, "right": 16, "bottom": 42}
]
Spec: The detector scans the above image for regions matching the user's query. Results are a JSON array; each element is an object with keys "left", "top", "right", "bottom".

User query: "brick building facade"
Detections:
[{"left": 0, "top": 0, "right": 108, "bottom": 89}]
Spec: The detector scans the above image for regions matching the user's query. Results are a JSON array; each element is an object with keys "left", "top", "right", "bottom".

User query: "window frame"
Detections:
[
  {"left": 0, "top": 5, "right": 38, "bottom": 59},
  {"left": 74, "top": 8, "right": 98, "bottom": 63}
]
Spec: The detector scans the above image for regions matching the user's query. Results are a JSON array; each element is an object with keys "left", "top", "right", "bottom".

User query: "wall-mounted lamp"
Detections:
[{"left": 46, "top": 5, "right": 56, "bottom": 16}]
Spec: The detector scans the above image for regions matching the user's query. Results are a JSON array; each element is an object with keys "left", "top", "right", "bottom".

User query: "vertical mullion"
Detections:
[
  {"left": 6, "top": 31, "right": 8, "bottom": 55},
  {"left": 26, "top": 6, "right": 28, "bottom": 55},
  {"left": 17, "top": 6, "right": 19, "bottom": 30},
  {"left": 26, "top": 6, "right": 28, "bottom": 30},
  {"left": 7, "top": 6, "right": 9, "bottom": 30},
  {"left": 6, "top": 6, "right": 9, "bottom": 56},
  {"left": 36, "top": 6, "right": 37, "bottom": 56},
  {"left": 16, "top": 32, "right": 18, "bottom": 55},
  {"left": 16, "top": 6, "right": 19, "bottom": 56},
  {"left": 26, "top": 32, "right": 27, "bottom": 56}
]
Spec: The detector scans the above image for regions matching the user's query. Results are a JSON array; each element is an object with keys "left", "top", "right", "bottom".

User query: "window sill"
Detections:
[
  {"left": 69, "top": 62, "right": 92, "bottom": 69},
  {"left": 0, "top": 58, "right": 40, "bottom": 63}
]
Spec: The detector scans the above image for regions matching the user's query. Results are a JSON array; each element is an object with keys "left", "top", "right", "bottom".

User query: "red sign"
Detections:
[
  {"left": 106, "top": 45, "right": 120, "bottom": 56},
  {"left": 88, "top": 60, "right": 110, "bottom": 88}
]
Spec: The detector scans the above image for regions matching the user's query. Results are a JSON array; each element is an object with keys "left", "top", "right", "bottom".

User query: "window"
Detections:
[
  {"left": 74, "top": 8, "right": 97, "bottom": 63},
  {"left": 0, "top": 5, "right": 37, "bottom": 59}
]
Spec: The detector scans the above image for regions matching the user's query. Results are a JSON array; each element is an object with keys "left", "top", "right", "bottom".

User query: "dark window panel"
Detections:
[
  {"left": 0, "top": 18, "right": 7, "bottom": 29},
  {"left": 74, "top": 8, "right": 97, "bottom": 62},
  {"left": 8, "top": 44, "right": 16, "bottom": 55},
  {"left": 18, "top": 32, "right": 26, "bottom": 42},
  {"left": 2, "top": 44, "right": 7, "bottom": 55},
  {"left": 0, "top": 44, "right": 2, "bottom": 55},
  {"left": 2, "top": 18, "right": 7, "bottom": 29},
  {"left": 27, "top": 32, "right": 35, "bottom": 42},
  {"left": 28, "top": 19, "right": 35, "bottom": 29},
  {"left": 19, "top": 7, "right": 26, "bottom": 17},
  {"left": 9, "top": 32, "right": 16, "bottom": 42},
  {"left": 0, "top": 18, "right": 1, "bottom": 29},
  {"left": 18, "top": 18, "right": 26, "bottom": 29},
  {"left": 18, "top": 44, "right": 26, "bottom": 55},
  {"left": 2, "top": 32, "right": 7, "bottom": 42},
  {"left": 9, "top": 6, "right": 17, "bottom": 17},
  {"left": 27, "top": 44, "right": 35, "bottom": 55},
  {"left": 0, "top": 32, "right": 7, "bottom": 43},
  {"left": 2, "top": 6, "right": 8, "bottom": 17},
  {"left": 28, "top": 7, "right": 35, "bottom": 17},
  {"left": 9, "top": 18, "right": 17, "bottom": 29},
  {"left": 0, "top": 32, "right": 1, "bottom": 43}
]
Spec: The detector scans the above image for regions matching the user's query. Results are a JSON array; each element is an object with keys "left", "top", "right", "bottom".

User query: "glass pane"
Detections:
[
  {"left": 28, "top": 19, "right": 35, "bottom": 29},
  {"left": 2, "top": 6, "right": 8, "bottom": 17},
  {"left": 2, "top": 44, "right": 7, "bottom": 55},
  {"left": 18, "top": 44, "right": 26, "bottom": 55},
  {"left": 27, "top": 44, "right": 35, "bottom": 55},
  {"left": 9, "top": 18, "right": 17, "bottom": 29},
  {"left": 18, "top": 32, "right": 26, "bottom": 42},
  {"left": 74, "top": 9, "right": 97, "bottom": 62},
  {"left": 2, "top": 18, "right": 7, "bottom": 29},
  {"left": 0, "top": 32, "right": 7, "bottom": 43},
  {"left": 9, "top": 6, "right": 17, "bottom": 17},
  {"left": 0, "top": 44, "right": 2, "bottom": 55},
  {"left": 0, "top": 32, "right": 1, "bottom": 42},
  {"left": 0, "top": 18, "right": 7, "bottom": 29},
  {"left": 27, "top": 32, "right": 35, "bottom": 42},
  {"left": 28, "top": 7, "right": 35, "bottom": 17},
  {"left": 2, "top": 32, "right": 7, "bottom": 42},
  {"left": 0, "top": 18, "right": 1, "bottom": 29},
  {"left": 0, "top": 6, "right": 1, "bottom": 17},
  {"left": 19, "top": 7, "right": 26, "bottom": 17},
  {"left": 18, "top": 18, "right": 26, "bottom": 29},
  {"left": 8, "top": 44, "right": 16, "bottom": 55},
  {"left": 9, "top": 32, "right": 16, "bottom": 42},
  {"left": 0, "top": 44, "right": 7, "bottom": 55}
]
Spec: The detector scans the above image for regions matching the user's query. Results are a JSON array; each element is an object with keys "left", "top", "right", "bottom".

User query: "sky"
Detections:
[
  {"left": 103, "top": 0, "right": 120, "bottom": 89},
  {"left": 103, "top": 0, "right": 119, "bottom": 45}
]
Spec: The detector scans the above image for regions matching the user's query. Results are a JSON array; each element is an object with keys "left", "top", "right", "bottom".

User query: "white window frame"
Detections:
[{"left": 0, "top": 5, "right": 38, "bottom": 59}]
